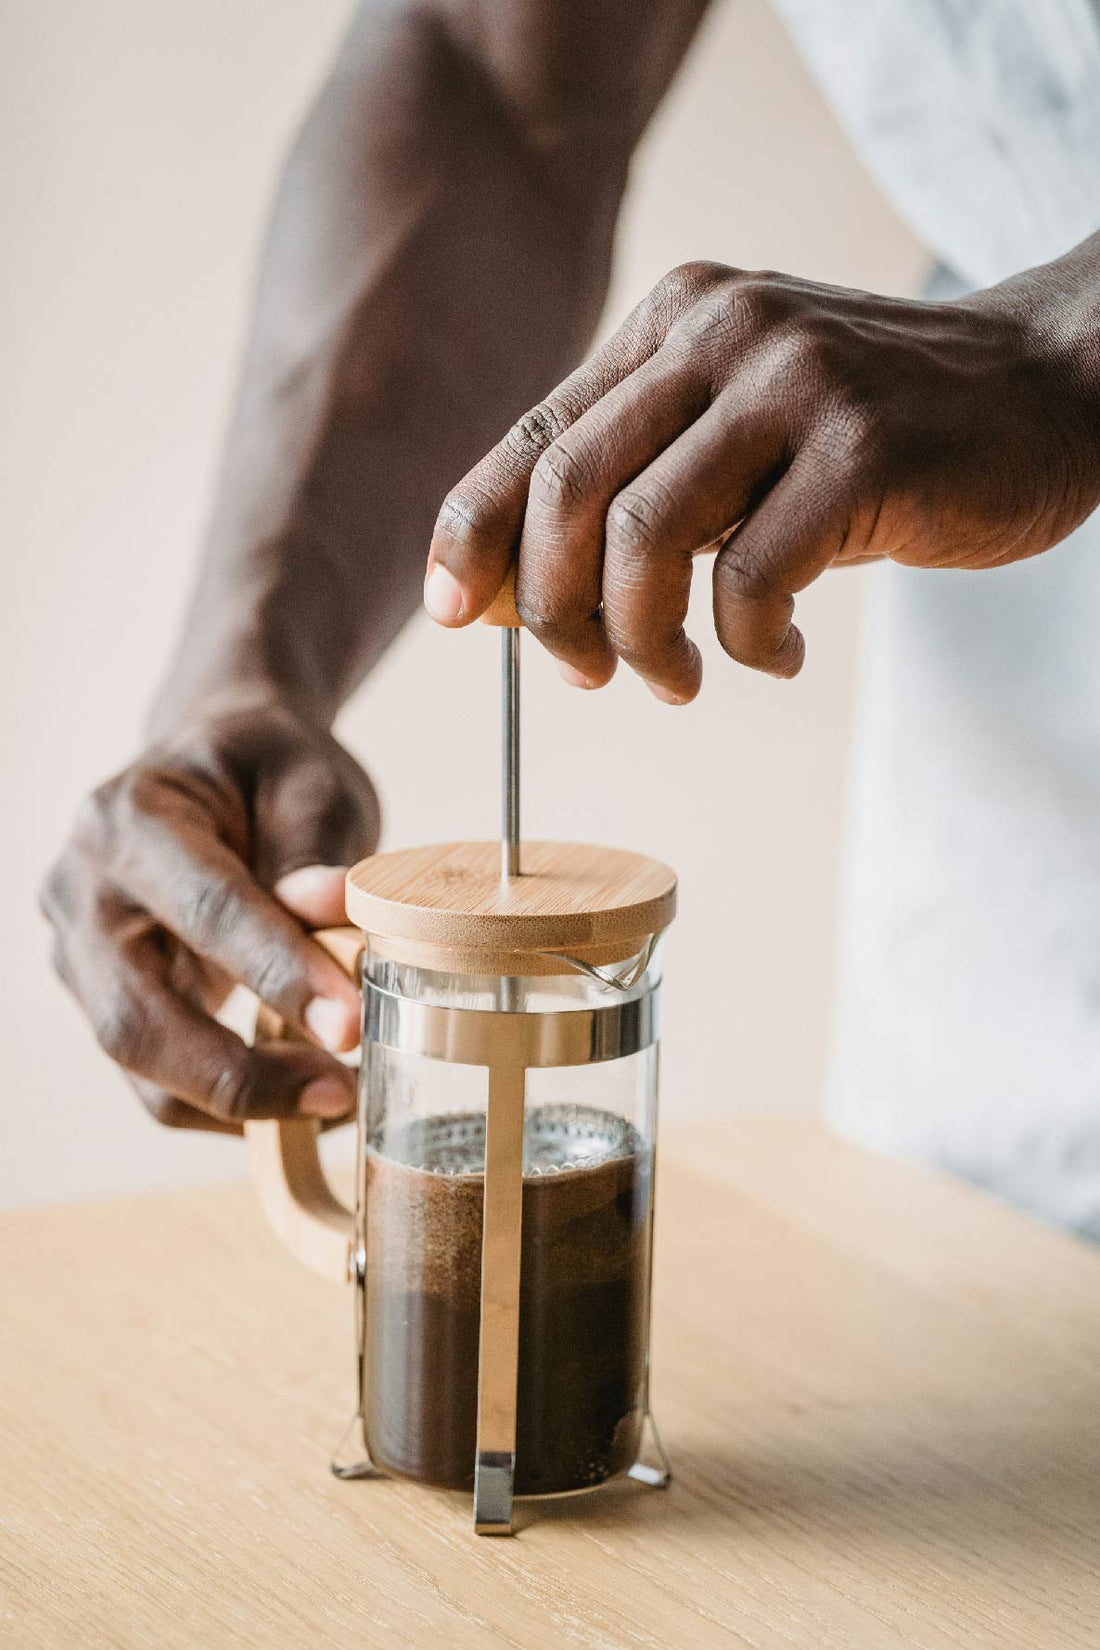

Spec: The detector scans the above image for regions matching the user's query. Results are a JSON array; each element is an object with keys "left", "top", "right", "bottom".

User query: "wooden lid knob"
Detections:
[{"left": 479, "top": 568, "right": 522, "bottom": 629}]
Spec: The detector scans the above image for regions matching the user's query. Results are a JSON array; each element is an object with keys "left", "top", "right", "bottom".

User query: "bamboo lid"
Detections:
[{"left": 344, "top": 841, "right": 676, "bottom": 961}]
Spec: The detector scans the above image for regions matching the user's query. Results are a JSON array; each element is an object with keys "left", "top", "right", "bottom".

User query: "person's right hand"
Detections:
[
  {"left": 41, "top": 702, "right": 380, "bottom": 1133},
  {"left": 424, "top": 254, "right": 1100, "bottom": 698}
]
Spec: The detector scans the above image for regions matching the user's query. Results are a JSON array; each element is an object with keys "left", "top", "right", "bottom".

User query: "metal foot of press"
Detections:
[
  {"left": 627, "top": 1410, "right": 672, "bottom": 1489},
  {"left": 473, "top": 1451, "right": 515, "bottom": 1535},
  {"left": 330, "top": 1412, "right": 380, "bottom": 1482}
]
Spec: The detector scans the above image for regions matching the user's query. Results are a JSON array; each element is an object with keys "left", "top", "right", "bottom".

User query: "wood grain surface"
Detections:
[
  {"left": 344, "top": 840, "right": 677, "bottom": 954},
  {"left": 478, "top": 566, "right": 522, "bottom": 628},
  {"left": 3, "top": 1117, "right": 1100, "bottom": 1649}
]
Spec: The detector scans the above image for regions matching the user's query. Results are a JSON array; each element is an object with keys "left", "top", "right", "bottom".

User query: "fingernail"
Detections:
[
  {"left": 423, "top": 563, "right": 464, "bottom": 624},
  {"left": 558, "top": 661, "right": 598, "bottom": 689},
  {"left": 647, "top": 681, "right": 688, "bottom": 705},
  {"left": 305, "top": 996, "right": 358, "bottom": 1052},
  {"left": 300, "top": 1075, "right": 355, "bottom": 1119}
]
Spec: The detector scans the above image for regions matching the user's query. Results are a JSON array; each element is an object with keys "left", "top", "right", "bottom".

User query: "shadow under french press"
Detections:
[
  {"left": 510, "top": 1374, "right": 1100, "bottom": 1569},
  {"left": 509, "top": 1473, "right": 674, "bottom": 1533}
]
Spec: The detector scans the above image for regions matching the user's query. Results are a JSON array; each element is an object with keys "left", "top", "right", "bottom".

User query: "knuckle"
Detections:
[
  {"left": 732, "top": 272, "right": 790, "bottom": 330},
  {"left": 515, "top": 605, "right": 559, "bottom": 643},
  {"left": 673, "top": 292, "right": 740, "bottom": 352},
  {"left": 505, "top": 400, "right": 571, "bottom": 463},
  {"left": 653, "top": 261, "right": 728, "bottom": 324},
  {"left": 529, "top": 441, "right": 591, "bottom": 512},
  {"left": 112, "top": 766, "right": 163, "bottom": 836},
  {"left": 714, "top": 547, "right": 767, "bottom": 602},
  {"left": 517, "top": 598, "right": 592, "bottom": 643},
  {"left": 605, "top": 489, "right": 664, "bottom": 559},
  {"left": 179, "top": 875, "right": 238, "bottom": 951},
  {"left": 249, "top": 943, "right": 303, "bottom": 1017},
  {"left": 665, "top": 270, "right": 792, "bottom": 355},
  {"left": 206, "top": 1057, "right": 259, "bottom": 1122},
  {"left": 90, "top": 989, "right": 149, "bottom": 1070},
  {"left": 602, "top": 625, "right": 666, "bottom": 675},
  {"left": 435, "top": 490, "right": 492, "bottom": 549}
]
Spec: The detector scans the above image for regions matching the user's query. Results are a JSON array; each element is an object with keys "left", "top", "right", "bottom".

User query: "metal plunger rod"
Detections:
[{"left": 501, "top": 626, "right": 520, "bottom": 880}]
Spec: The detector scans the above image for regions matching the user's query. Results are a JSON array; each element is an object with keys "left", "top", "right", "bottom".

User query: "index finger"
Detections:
[
  {"left": 424, "top": 266, "right": 715, "bottom": 626},
  {"left": 113, "top": 777, "right": 360, "bottom": 1051}
]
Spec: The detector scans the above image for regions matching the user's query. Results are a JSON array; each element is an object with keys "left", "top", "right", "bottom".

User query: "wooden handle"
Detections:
[
  {"left": 478, "top": 567, "right": 522, "bottom": 629},
  {"left": 245, "top": 927, "right": 362, "bottom": 1283}
]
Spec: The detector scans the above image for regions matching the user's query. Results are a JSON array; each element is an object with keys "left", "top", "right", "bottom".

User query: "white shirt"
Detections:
[{"left": 773, "top": 0, "right": 1100, "bottom": 1235}]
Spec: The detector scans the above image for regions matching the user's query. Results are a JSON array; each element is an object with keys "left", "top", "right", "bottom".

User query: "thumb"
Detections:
[
  {"left": 274, "top": 864, "right": 360, "bottom": 1055},
  {"left": 274, "top": 864, "right": 349, "bottom": 928}
]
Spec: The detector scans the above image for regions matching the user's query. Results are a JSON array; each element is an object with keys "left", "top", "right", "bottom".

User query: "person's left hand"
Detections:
[
  {"left": 423, "top": 256, "right": 1100, "bottom": 699},
  {"left": 42, "top": 702, "right": 378, "bottom": 1133}
]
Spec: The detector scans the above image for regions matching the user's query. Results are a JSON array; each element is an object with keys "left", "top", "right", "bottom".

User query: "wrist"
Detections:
[
  {"left": 986, "top": 237, "right": 1100, "bottom": 415},
  {"left": 146, "top": 675, "right": 325, "bottom": 747},
  {"left": 146, "top": 592, "right": 339, "bottom": 743},
  {"left": 146, "top": 525, "right": 365, "bottom": 742}
]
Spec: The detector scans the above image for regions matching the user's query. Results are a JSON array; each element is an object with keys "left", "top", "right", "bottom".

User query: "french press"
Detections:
[{"left": 248, "top": 588, "right": 677, "bottom": 1535}]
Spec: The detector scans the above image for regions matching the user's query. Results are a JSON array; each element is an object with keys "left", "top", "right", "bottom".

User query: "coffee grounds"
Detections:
[{"left": 363, "top": 1104, "right": 651, "bottom": 1495}]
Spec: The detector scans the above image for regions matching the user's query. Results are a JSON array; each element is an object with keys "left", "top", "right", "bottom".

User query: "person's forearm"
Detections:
[{"left": 149, "top": 0, "right": 709, "bottom": 738}]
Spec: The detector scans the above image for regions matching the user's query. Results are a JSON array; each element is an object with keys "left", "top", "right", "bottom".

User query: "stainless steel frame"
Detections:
[{"left": 363, "top": 977, "right": 658, "bottom": 1069}]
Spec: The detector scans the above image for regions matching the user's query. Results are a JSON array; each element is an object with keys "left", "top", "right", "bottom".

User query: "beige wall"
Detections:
[{"left": 0, "top": 1, "right": 924, "bottom": 1207}]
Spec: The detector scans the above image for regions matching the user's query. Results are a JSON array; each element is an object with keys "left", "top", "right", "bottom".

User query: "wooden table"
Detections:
[{"left": 4, "top": 1118, "right": 1100, "bottom": 1649}]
